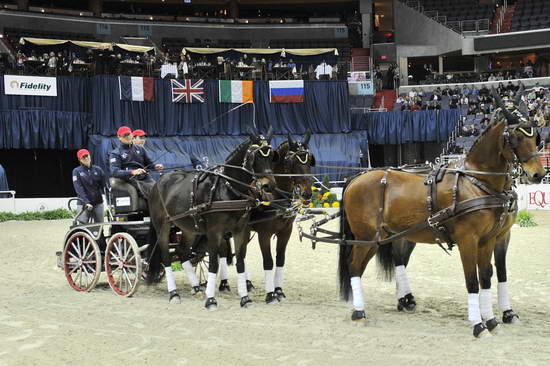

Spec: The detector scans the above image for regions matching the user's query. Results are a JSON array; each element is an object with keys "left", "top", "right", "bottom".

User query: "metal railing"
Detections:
[{"left": 403, "top": 0, "right": 490, "bottom": 33}]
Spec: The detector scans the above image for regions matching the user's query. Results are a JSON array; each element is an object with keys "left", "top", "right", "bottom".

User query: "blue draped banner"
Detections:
[
  {"left": 88, "top": 131, "right": 368, "bottom": 181},
  {"left": 0, "top": 164, "right": 8, "bottom": 194},
  {"left": 0, "top": 110, "right": 90, "bottom": 149},
  {"left": 90, "top": 76, "right": 351, "bottom": 136},
  {"left": 351, "top": 109, "right": 459, "bottom": 144}
]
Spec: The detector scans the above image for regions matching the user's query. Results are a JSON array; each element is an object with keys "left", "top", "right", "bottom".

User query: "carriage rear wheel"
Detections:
[
  {"left": 63, "top": 231, "right": 102, "bottom": 292},
  {"left": 104, "top": 232, "right": 142, "bottom": 297}
]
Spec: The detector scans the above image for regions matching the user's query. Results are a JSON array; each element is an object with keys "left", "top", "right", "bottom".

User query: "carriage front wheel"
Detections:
[
  {"left": 104, "top": 232, "right": 142, "bottom": 297},
  {"left": 63, "top": 231, "right": 102, "bottom": 292}
]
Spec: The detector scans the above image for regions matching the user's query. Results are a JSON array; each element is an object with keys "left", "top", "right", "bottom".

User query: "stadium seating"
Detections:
[
  {"left": 510, "top": 0, "right": 550, "bottom": 32},
  {"left": 419, "top": 0, "right": 493, "bottom": 22}
]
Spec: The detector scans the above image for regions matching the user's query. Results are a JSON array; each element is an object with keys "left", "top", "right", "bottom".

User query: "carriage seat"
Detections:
[{"left": 109, "top": 178, "right": 148, "bottom": 214}]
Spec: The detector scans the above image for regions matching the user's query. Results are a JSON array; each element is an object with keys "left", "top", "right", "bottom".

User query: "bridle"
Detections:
[
  {"left": 283, "top": 142, "right": 313, "bottom": 199},
  {"left": 504, "top": 123, "right": 542, "bottom": 164}
]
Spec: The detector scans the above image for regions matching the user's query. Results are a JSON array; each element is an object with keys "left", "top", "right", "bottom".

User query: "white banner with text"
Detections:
[{"left": 3, "top": 75, "right": 57, "bottom": 96}]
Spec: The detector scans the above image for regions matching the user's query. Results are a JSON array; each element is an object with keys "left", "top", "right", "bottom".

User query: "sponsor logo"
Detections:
[
  {"left": 11, "top": 81, "right": 52, "bottom": 91},
  {"left": 529, "top": 191, "right": 550, "bottom": 208}
]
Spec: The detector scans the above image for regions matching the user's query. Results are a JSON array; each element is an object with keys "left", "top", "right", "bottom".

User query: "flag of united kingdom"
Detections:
[{"left": 171, "top": 79, "right": 205, "bottom": 103}]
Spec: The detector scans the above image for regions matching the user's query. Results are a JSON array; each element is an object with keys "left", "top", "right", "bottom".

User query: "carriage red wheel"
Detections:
[
  {"left": 104, "top": 232, "right": 142, "bottom": 297},
  {"left": 63, "top": 231, "right": 102, "bottom": 292}
]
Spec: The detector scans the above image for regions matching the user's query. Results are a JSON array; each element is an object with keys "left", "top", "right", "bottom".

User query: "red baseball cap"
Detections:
[
  {"left": 117, "top": 126, "right": 132, "bottom": 137},
  {"left": 77, "top": 149, "right": 90, "bottom": 160},
  {"left": 133, "top": 129, "right": 146, "bottom": 137}
]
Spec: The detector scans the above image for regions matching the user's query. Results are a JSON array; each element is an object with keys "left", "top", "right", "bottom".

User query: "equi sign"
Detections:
[
  {"left": 3, "top": 75, "right": 57, "bottom": 96},
  {"left": 517, "top": 184, "right": 550, "bottom": 210}
]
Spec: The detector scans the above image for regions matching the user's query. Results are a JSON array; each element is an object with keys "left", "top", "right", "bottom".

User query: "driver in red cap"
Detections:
[
  {"left": 132, "top": 129, "right": 147, "bottom": 147},
  {"left": 109, "top": 126, "right": 163, "bottom": 198},
  {"left": 72, "top": 149, "right": 106, "bottom": 224}
]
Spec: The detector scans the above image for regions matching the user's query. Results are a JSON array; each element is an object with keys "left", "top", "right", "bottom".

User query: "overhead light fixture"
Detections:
[
  {"left": 79, "top": 12, "right": 83, "bottom": 16},
  {"left": 150, "top": 16, "right": 153, "bottom": 20},
  {"left": 41, "top": 8, "right": 45, "bottom": 13}
]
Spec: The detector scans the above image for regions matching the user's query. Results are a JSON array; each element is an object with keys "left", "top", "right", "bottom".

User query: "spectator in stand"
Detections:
[
  {"left": 408, "top": 88, "right": 417, "bottom": 99},
  {"left": 470, "top": 85, "right": 479, "bottom": 96},
  {"left": 525, "top": 60, "right": 535, "bottom": 78},
  {"left": 47, "top": 51, "right": 57, "bottom": 76},
  {"left": 461, "top": 84, "right": 470, "bottom": 95},
  {"left": 479, "top": 84, "right": 490, "bottom": 97},
  {"left": 497, "top": 82, "right": 506, "bottom": 96}
]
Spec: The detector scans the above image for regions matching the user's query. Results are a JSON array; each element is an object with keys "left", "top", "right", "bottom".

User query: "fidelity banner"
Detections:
[{"left": 3, "top": 75, "right": 58, "bottom": 96}]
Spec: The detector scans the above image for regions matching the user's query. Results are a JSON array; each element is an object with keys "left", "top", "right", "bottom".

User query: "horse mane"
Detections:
[
  {"left": 225, "top": 137, "right": 251, "bottom": 164},
  {"left": 276, "top": 140, "right": 290, "bottom": 155},
  {"left": 465, "top": 110, "right": 504, "bottom": 154}
]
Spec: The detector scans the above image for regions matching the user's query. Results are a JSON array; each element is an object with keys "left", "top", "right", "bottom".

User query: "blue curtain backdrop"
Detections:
[
  {"left": 90, "top": 77, "right": 351, "bottom": 136},
  {"left": 0, "top": 110, "right": 90, "bottom": 149},
  {"left": 351, "top": 109, "right": 459, "bottom": 144},
  {"left": 88, "top": 131, "right": 367, "bottom": 181},
  {"left": 0, "top": 163, "right": 8, "bottom": 194},
  {"left": 0, "top": 76, "right": 91, "bottom": 112}
]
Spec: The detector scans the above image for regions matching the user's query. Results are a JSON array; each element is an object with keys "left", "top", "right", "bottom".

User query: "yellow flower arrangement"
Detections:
[
  {"left": 332, "top": 201, "right": 340, "bottom": 208},
  {"left": 323, "top": 202, "right": 330, "bottom": 208},
  {"left": 322, "top": 192, "right": 331, "bottom": 200}
]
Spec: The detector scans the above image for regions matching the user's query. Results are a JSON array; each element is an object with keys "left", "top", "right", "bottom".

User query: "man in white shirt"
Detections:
[{"left": 315, "top": 61, "right": 332, "bottom": 80}]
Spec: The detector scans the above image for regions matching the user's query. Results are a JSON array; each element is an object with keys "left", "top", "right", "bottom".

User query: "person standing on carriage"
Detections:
[
  {"left": 109, "top": 126, "right": 163, "bottom": 199},
  {"left": 72, "top": 149, "right": 106, "bottom": 224}
]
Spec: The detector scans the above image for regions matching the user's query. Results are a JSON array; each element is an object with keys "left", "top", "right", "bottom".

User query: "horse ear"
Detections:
[
  {"left": 265, "top": 126, "right": 274, "bottom": 143},
  {"left": 515, "top": 84, "right": 524, "bottom": 105},
  {"left": 287, "top": 133, "right": 295, "bottom": 146},
  {"left": 246, "top": 127, "right": 257, "bottom": 140},
  {"left": 303, "top": 129, "right": 312, "bottom": 146},
  {"left": 492, "top": 87, "right": 518, "bottom": 124}
]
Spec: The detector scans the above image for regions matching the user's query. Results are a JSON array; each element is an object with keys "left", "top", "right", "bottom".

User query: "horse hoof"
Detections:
[
  {"left": 502, "top": 309, "right": 520, "bottom": 324},
  {"left": 240, "top": 295, "right": 253, "bottom": 308},
  {"left": 473, "top": 323, "right": 492, "bottom": 338},
  {"left": 169, "top": 290, "right": 181, "bottom": 304},
  {"left": 265, "top": 292, "right": 280, "bottom": 304},
  {"left": 486, "top": 318, "right": 500, "bottom": 334},
  {"left": 351, "top": 310, "right": 366, "bottom": 326},
  {"left": 219, "top": 279, "right": 231, "bottom": 292},
  {"left": 275, "top": 287, "right": 286, "bottom": 301},
  {"left": 191, "top": 286, "right": 204, "bottom": 299},
  {"left": 205, "top": 297, "right": 218, "bottom": 311},
  {"left": 397, "top": 293, "right": 416, "bottom": 313},
  {"left": 246, "top": 280, "right": 255, "bottom": 292}
]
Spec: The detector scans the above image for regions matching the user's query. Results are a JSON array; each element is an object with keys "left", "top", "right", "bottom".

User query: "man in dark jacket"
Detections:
[
  {"left": 72, "top": 149, "right": 106, "bottom": 224},
  {"left": 109, "top": 126, "right": 163, "bottom": 198}
]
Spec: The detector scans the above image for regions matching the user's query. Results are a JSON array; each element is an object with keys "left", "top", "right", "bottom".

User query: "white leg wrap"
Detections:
[
  {"left": 182, "top": 260, "right": 199, "bottom": 287},
  {"left": 205, "top": 272, "right": 217, "bottom": 298},
  {"left": 237, "top": 272, "right": 248, "bottom": 297},
  {"left": 395, "top": 265, "right": 411, "bottom": 300},
  {"left": 264, "top": 270, "right": 274, "bottom": 293},
  {"left": 351, "top": 277, "right": 365, "bottom": 311},
  {"left": 244, "top": 263, "right": 251, "bottom": 281},
  {"left": 498, "top": 282, "right": 512, "bottom": 311},
  {"left": 274, "top": 266, "right": 284, "bottom": 289},
  {"left": 219, "top": 257, "right": 229, "bottom": 280},
  {"left": 468, "top": 293, "right": 482, "bottom": 326},
  {"left": 165, "top": 267, "right": 177, "bottom": 293},
  {"left": 479, "top": 289, "right": 495, "bottom": 320}
]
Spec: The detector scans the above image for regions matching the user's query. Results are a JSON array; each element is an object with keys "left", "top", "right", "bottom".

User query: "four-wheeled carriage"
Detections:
[{"left": 58, "top": 178, "right": 194, "bottom": 296}]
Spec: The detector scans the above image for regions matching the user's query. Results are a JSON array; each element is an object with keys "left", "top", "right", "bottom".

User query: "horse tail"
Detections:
[
  {"left": 338, "top": 184, "right": 354, "bottom": 302},
  {"left": 225, "top": 234, "right": 234, "bottom": 266},
  {"left": 145, "top": 221, "right": 162, "bottom": 285},
  {"left": 376, "top": 241, "right": 395, "bottom": 282}
]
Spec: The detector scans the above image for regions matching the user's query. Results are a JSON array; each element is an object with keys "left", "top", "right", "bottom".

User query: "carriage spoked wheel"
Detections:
[
  {"left": 104, "top": 232, "right": 143, "bottom": 297},
  {"left": 63, "top": 231, "right": 102, "bottom": 292}
]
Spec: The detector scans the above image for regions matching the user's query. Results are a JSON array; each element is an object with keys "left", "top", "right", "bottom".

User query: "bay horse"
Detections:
[
  {"left": 338, "top": 94, "right": 546, "bottom": 337},
  {"left": 145, "top": 129, "right": 279, "bottom": 310},
  {"left": 245, "top": 132, "right": 315, "bottom": 303}
]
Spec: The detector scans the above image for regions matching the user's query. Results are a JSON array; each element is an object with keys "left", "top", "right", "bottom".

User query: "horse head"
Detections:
[
  {"left": 492, "top": 88, "right": 546, "bottom": 183},
  {"left": 284, "top": 130, "right": 316, "bottom": 204},
  {"left": 244, "top": 126, "right": 279, "bottom": 200}
]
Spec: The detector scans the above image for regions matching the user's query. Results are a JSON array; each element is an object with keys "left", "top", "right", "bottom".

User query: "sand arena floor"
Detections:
[{"left": 1, "top": 211, "right": 550, "bottom": 366}]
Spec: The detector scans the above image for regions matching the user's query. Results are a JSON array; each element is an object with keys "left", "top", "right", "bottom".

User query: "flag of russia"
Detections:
[
  {"left": 118, "top": 76, "right": 155, "bottom": 102},
  {"left": 269, "top": 80, "right": 304, "bottom": 103}
]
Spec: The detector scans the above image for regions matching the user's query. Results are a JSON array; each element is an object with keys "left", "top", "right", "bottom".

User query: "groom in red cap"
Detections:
[
  {"left": 109, "top": 126, "right": 163, "bottom": 198},
  {"left": 72, "top": 149, "right": 106, "bottom": 224}
]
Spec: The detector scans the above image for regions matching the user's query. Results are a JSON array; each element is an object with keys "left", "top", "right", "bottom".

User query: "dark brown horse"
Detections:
[
  {"left": 338, "top": 99, "right": 545, "bottom": 337},
  {"left": 247, "top": 132, "right": 315, "bottom": 303}
]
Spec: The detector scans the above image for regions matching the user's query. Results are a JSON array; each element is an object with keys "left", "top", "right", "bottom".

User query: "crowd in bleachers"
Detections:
[
  {"left": 418, "top": 62, "right": 537, "bottom": 85},
  {"left": 397, "top": 81, "right": 550, "bottom": 139}
]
